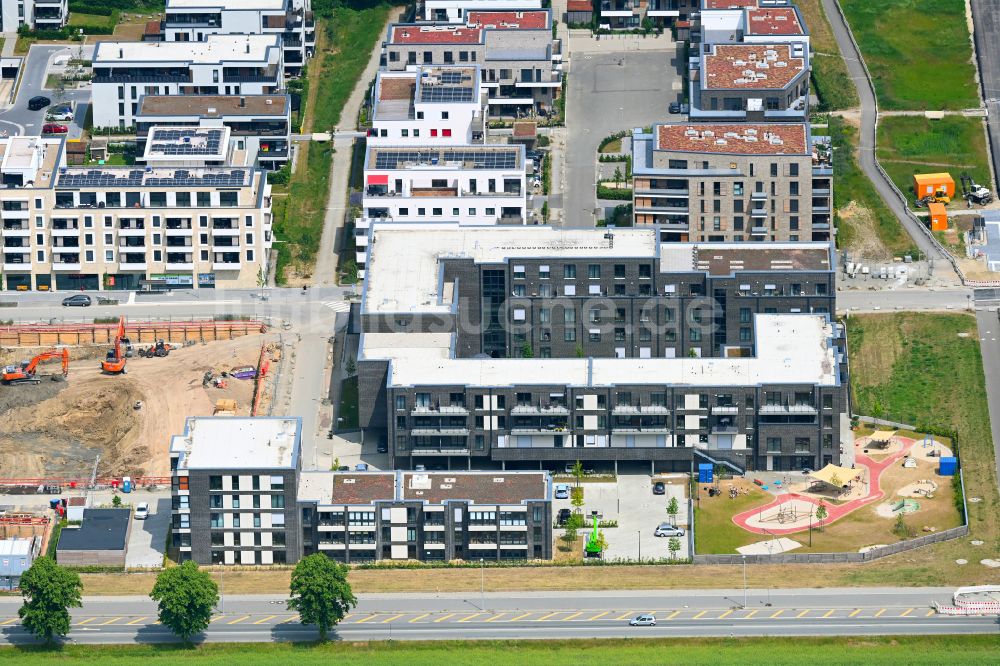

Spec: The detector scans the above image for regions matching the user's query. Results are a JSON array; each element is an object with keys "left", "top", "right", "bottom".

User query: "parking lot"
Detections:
[
  {"left": 553, "top": 473, "right": 689, "bottom": 561},
  {"left": 0, "top": 44, "right": 92, "bottom": 139}
]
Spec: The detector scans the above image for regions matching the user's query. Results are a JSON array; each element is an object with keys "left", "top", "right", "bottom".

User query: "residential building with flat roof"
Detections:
[
  {"left": 92, "top": 34, "right": 284, "bottom": 129},
  {"left": 423, "top": 0, "right": 543, "bottom": 23},
  {"left": 0, "top": 0, "right": 67, "bottom": 32},
  {"left": 0, "top": 135, "right": 273, "bottom": 292},
  {"left": 696, "top": 1, "right": 808, "bottom": 49},
  {"left": 356, "top": 223, "right": 847, "bottom": 474},
  {"left": 298, "top": 470, "right": 551, "bottom": 562},
  {"left": 631, "top": 122, "right": 832, "bottom": 242}
]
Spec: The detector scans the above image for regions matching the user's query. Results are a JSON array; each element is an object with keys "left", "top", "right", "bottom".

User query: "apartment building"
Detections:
[
  {"left": 696, "top": 1, "right": 808, "bottom": 50},
  {"left": 354, "top": 144, "right": 526, "bottom": 276},
  {"left": 92, "top": 34, "right": 284, "bottom": 129},
  {"left": 631, "top": 122, "right": 833, "bottom": 242},
  {"left": 382, "top": 10, "right": 561, "bottom": 117},
  {"left": 422, "top": 0, "right": 542, "bottom": 23},
  {"left": 356, "top": 223, "right": 848, "bottom": 474},
  {"left": 170, "top": 417, "right": 302, "bottom": 565},
  {"left": 367, "top": 66, "right": 486, "bottom": 146},
  {"left": 0, "top": 135, "right": 272, "bottom": 291},
  {"left": 689, "top": 42, "right": 809, "bottom": 121},
  {"left": 597, "top": 1, "right": 682, "bottom": 30},
  {"left": 298, "top": 471, "right": 551, "bottom": 562},
  {"left": 136, "top": 94, "right": 291, "bottom": 170},
  {"left": 149, "top": 0, "right": 314, "bottom": 76},
  {"left": 0, "top": 0, "right": 68, "bottom": 31}
]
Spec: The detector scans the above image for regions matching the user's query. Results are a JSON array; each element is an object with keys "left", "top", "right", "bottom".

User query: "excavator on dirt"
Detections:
[
  {"left": 101, "top": 315, "right": 129, "bottom": 375},
  {"left": 138, "top": 339, "right": 172, "bottom": 358},
  {"left": 2, "top": 348, "right": 69, "bottom": 385}
]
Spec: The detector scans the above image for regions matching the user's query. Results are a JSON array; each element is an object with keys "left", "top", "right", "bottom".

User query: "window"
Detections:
[
  {"left": 563, "top": 264, "right": 576, "bottom": 279},
  {"left": 740, "top": 307, "right": 752, "bottom": 323},
  {"left": 739, "top": 327, "right": 751, "bottom": 342},
  {"left": 270, "top": 475, "right": 284, "bottom": 489},
  {"left": 230, "top": 475, "right": 240, "bottom": 490},
  {"left": 690, "top": 328, "right": 701, "bottom": 342},
  {"left": 588, "top": 264, "right": 600, "bottom": 279},
  {"left": 210, "top": 513, "right": 223, "bottom": 528},
  {"left": 209, "top": 476, "right": 222, "bottom": 490},
  {"left": 271, "top": 495, "right": 285, "bottom": 508},
  {"left": 210, "top": 495, "right": 223, "bottom": 509},
  {"left": 539, "top": 265, "right": 550, "bottom": 279},
  {"left": 614, "top": 264, "right": 626, "bottom": 279},
  {"left": 231, "top": 495, "right": 240, "bottom": 509},
  {"left": 563, "top": 308, "right": 576, "bottom": 324},
  {"left": 766, "top": 437, "right": 781, "bottom": 453},
  {"left": 271, "top": 513, "right": 285, "bottom": 527},
  {"left": 396, "top": 396, "right": 406, "bottom": 410},
  {"left": 823, "top": 394, "right": 834, "bottom": 409},
  {"left": 564, "top": 328, "right": 576, "bottom": 342}
]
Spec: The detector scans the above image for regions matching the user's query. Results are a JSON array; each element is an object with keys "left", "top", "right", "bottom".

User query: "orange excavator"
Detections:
[
  {"left": 101, "top": 315, "right": 129, "bottom": 375},
  {"left": 2, "top": 348, "right": 69, "bottom": 385}
]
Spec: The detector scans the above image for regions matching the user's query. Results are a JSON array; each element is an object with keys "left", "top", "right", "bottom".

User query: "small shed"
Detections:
[
  {"left": 913, "top": 173, "right": 955, "bottom": 198},
  {"left": 56, "top": 508, "right": 131, "bottom": 567},
  {"left": 0, "top": 538, "right": 36, "bottom": 591},
  {"left": 65, "top": 139, "right": 86, "bottom": 165},
  {"left": 928, "top": 201, "right": 948, "bottom": 231},
  {"left": 66, "top": 497, "right": 86, "bottom": 522},
  {"left": 89, "top": 137, "right": 109, "bottom": 163}
]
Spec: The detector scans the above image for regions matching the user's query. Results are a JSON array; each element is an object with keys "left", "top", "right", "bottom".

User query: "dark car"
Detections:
[
  {"left": 42, "top": 123, "right": 68, "bottom": 134},
  {"left": 28, "top": 96, "right": 50, "bottom": 111},
  {"left": 557, "top": 508, "right": 572, "bottom": 526},
  {"left": 377, "top": 440, "right": 388, "bottom": 453},
  {"left": 61, "top": 294, "right": 91, "bottom": 307},
  {"left": 652, "top": 481, "right": 666, "bottom": 495},
  {"left": 668, "top": 102, "right": 681, "bottom": 114}
]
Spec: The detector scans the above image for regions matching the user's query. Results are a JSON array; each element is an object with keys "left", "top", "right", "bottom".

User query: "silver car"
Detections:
[
  {"left": 629, "top": 614, "right": 656, "bottom": 626},
  {"left": 654, "top": 523, "right": 685, "bottom": 537}
]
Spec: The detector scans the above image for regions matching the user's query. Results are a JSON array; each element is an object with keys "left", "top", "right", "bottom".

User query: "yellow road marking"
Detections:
[
  {"left": 126, "top": 617, "right": 148, "bottom": 625},
  {"left": 484, "top": 613, "right": 507, "bottom": 622},
  {"left": 770, "top": 609, "right": 784, "bottom": 619},
  {"left": 874, "top": 608, "right": 886, "bottom": 618},
  {"left": 380, "top": 614, "right": 405, "bottom": 624},
  {"left": 743, "top": 610, "right": 758, "bottom": 619},
  {"left": 536, "top": 611, "right": 561, "bottom": 622},
  {"left": 926, "top": 609, "right": 936, "bottom": 617},
  {"left": 588, "top": 611, "right": 609, "bottom": 621},
  {"left": 457, "top": 613, "right": 484, "bottom": 623},
  {"left": 253, "top": 615, "right": 278, "bottom": 625},
  {"left": 354, "top": 614, "right": 380, "bottom": 624},
  {"left": 899, "top": 608, "right": 913, "bottom": 617},
  {"left": 822, "top": 610, "right": 835, "bottom": 618},
  {"left": 666, "top": 610, "right": 681, "bottom": 620},
  {"left": 281, "top": 615, "right": 299, "bottom": 624},
  {"left": 614, "top": 611, "right": 634, "bottom": 621},
  {"left": 508, "top": 612, "right": 532, "bottom": 622},
  {"left": 693, "top": 610, "right": 707, "bottom": 620},
  {"left": 796, "top": 610, "right": 810, "bottom": 618},
  {"left": 563, "top": 612, "right": 583, "bottom": 621},
  {"left": 209, "top": 615, "right": 226, "bottom": 623},
  {"left": 718, "top": 610, "right": 733, "bottom": 620},
  {"left": 433, "top": 613, "right": 457, "bottom": 623},
  {"left": 849, "top": 609, "right": 861, "bottom": 618},
  {"left": 409, "top": 613, "right": 430, "bottom": 623},
  {"left": 99, "top": 617, "right": 123, "bottom": 625},
  {"left": 227, "top": 615, "right": 251, "bottom": 625},
  {"left": 0, "top": 618, "right": 19, "bottom": 626},
  {"left": 75, "top": 617, "right": 98, "bottom": 626}
]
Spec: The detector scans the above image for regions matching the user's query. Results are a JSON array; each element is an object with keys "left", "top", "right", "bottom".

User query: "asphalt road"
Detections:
[
  {"left": 971, "top": 0, "right": 1000, "bottom": 192},
  {"left": 0, "top": 44, "right": 91, "bottom": 138},
  {"left": 836, "top": 287, "right": 973, "bottom": 313},
  {"left": 975, "top": 307, "right": 1000, "bottom": 488},
  {"left": 820, "top": 0, "right": 946, "bottom": 262},
  {"left": 1, "top": 588, "right": 995, "bottom": 644}
]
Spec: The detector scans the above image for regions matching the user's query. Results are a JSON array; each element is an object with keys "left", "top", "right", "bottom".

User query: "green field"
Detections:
[
  {"left": 798, "top": 0, "right": 858, "bottom": 110},
  {"left": 877, "top": 116, "right": 990, "bottom": 206},
  {"left": 3, "top": 636, "right": 999, "bottom": 665},
  {"left": 840, "top": 0, "right": 979, "bottom": 110}
]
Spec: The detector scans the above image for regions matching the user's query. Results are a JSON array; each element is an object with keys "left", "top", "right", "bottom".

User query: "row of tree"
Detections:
[{"left": 17, "top": 554, "right": 356, "bottom": 644}]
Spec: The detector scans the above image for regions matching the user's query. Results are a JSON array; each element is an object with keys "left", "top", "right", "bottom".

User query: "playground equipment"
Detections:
[
  {"left": 890, "top": 499, "right": 921, "bottom": 514},
  {"left": 759, "top": 502, "right": 810, "bottom": 525}
]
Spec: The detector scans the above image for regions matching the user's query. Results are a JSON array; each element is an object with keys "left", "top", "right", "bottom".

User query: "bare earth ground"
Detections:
[
  {"left": 839, "top": 201, "right": 893, "bottom": 261},
  {"left": 0, "top": 334, "right": 274, "bottom": 480}
]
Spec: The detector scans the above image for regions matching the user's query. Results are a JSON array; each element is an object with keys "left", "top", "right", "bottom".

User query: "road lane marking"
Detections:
[
  {"left": 509, "top": 612, "right": 532, "bottom": 622},
  {"left": 900, "top": 608, "right": 913, "bottom": 617},
  {"left": 563, "top": 612, "right": 583, "bottom": 621},
  {"left": 253, "top": 615, "right": 278, "bottom": 625},
  {"left": 75, "top": 617, "right": 98, "bottom": 626},
  {"left": 209, "top": 615, "right": 226, "bottom": 623},
  {"left": 874, "top": 608, "right": 886, "bottom": 618},
  {"left": 614, "top": 612, "right": 634, "bottom": 620},
  {"left": 457, "top": 613, "right": 484, "bottom": 623},
  {"left": 742, "top": 610, "right": 758, "bottom": 619},
  {"left": 796, "top": 610, "right": 810, "bottom": 618},
  {"left": 0, "top": 618, "right": 19, "bottom": 626},
  {"left": 535, "top": 611, "right": 561, "bottom": 622},
  {"left": 693, "top": 611, "right": 707, "bottom": 620},
  {"left": 126, "top": 617, "right": 148, "bottom": 625},
  {"left": 926, "top": 609, "right": 936, "bottom": 617},
  {"left": 408, "top": 613, "right": 430, "bottom": 623},
  {"left": 380, "top": 614, "right": 405, "bottom": 624},
  {"left": 433, "top": 613, "right": 457, "bottom": 623},
  {"left": 99, "top": 617, "right": 123, "bottom": 625},
  {"left": 718, "top": 610, "right": 733, "bottom": 620},
  {"left": 770, "top": 610, "right": 784, "bottom": 619},
  {"left": 849, "top": 609, "right": 861, "bottom": 618},
  {"left": 822, "top": 610, "right": 835, "bottom": 618},
  {"left": 588, "top": 611, "right": 609, "bottom": 621},
  {"left": 281, "top": 615, "right": 299, "bottom": 624},
  {"left": 666, "top": 610, "right": 681, "bottom": 620},
  {"left": 354, "top": 614, "right": 380, "bottom": 624},
  {"left": 227, "top": 615, "right": 252, "bottom": 625},
  {"left": 484, "top": 613, "right": 507, "bottom": 622}
]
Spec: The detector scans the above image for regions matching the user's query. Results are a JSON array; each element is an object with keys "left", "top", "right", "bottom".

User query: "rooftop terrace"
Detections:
[
  {"left": 656, "top": 123, "right": 808, "bottom": 155},
  {"left": 702, "top": 43, "right": 805, "bottom": 90}
]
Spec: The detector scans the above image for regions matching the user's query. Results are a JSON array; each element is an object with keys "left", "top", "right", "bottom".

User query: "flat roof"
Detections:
[
  {"left": 170, "top": 417, "right": 300, "bottom": 470},
  {"left": 95, "top": 34, "right": 280, "bottom": 64},
  {"left": 466, "top": 10, "right": 549, "bottom": 29},
  {"left": 659, "top": 243, "right": 832, "bottom": 275},
  {"left": 0, "top": 539, "right": 32, "bottom": 557},
  {"left": 143, "top": 126, "right": 230, "bottom": 162},
  {"left": 747, "top": 7, "right": 804, "bottom": 36},
  {"left": 55, "top": 166, "right": 253, "bottom": 189},
  {"left": 402, "top": 472, "right": 548, "bottom": 504},
  {"left": 703, "top": 0, "right": 760, "bottom": 7},
  {"left": 703, "top": 43, "right": 804, "bottom": 90},
  {"left": 167, "top": 0, "right": 286, "bottom": 8},
  {"left": 138, "top": 94, "right": 288, "bottom": 118},
  {"left": 56, "top": 509, "right": 129, "bottom": 552},
  {"left": 390, "top": 24, "right": 483, "bottom": 45},
  {"left": 567, "top": 0, "right": 593, "bottom": 10},
  {"left": 656, "top": 123, "right": 808, "bottom": 155},
  {"left": 366, "top": 145, "right": 522, "bottom": 171}
]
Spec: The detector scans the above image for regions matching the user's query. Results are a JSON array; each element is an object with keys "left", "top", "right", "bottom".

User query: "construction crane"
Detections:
[
  {"left": 101, "top": 315, "right": 128, "bottom": 375},
  {"left": 961, "top": 172, "right": 993, "bottom": 206},
  {"left": 2, "top": 348, "right": 69, "bottom": 385}
]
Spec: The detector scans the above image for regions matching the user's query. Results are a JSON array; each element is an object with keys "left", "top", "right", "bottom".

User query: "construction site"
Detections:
[{"left": 0, "top": 318, "right": 285, "bottom": 485}]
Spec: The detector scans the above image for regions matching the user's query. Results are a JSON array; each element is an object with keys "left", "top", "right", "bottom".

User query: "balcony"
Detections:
[
  {"left": 750, "top": 226, "right": 768, "bottom": 235},
  {"left": 52, "top": 262, "right": 82, "bottom": 271},
  {"left": 2, "top": 255, "right": 30, "bottom": 270},
  {"left": 498, "top": 215, "right": 524, "bottom": 225},
  {"left": 710, "top": 425, "right": 739, "bottom": 434},
  {"left": 213, "top": 262, "right": 241, "bottom": 271},
  {"left": 759, "top": 404, "right": 818, "bottom": 415},
  {"left": 510, "top": 404, "right": 570, "bottom": 415},
  {"left": 612, "top": 425, "right": 671, "bottom": 434},
  {"left": 601, "top": 1, "right": 639, "bottom": 16},
  {"left": 119, "top": 227, "right": 146, "bottom": 237},
  {"left": 166, "top": 227, "right": 194, "bottom": 236},
  {"left": 751, "top": 191, "right": 768, "bottom": 200},
  {"left": 711, "top": 405, "right": 739, "bottom": 414},
  {"left": 51, "top": 227, "right": 82, "bottom": 237},
  {"left": 52, "top": 245, "right": 80, "bottom": 253},
  {"left": 409, "top": 427, "right": 470, "bottom": 436},
  {"left": 612, "top": 405, "right": 670, "bottom": 415},
  {"left": 410, "top": 405, "right": 469, "bottom": 415},
  {"left": 211, "top": 226, "right": 240, "bottom": 236},
  {"left": 2, "top": 226, "right": 30, "bottom": 237},
  {"left": 166, "top": 262, "right": 194, "bottom": 271},
  {"left": 750, "top": 208, "right": 767, "bottom": 217},
  {"left": 410, "top": 447, "right": 470, "bottom": 456},
  {"left": 1, "top": 208, "right": 29, "bottom": 218}
]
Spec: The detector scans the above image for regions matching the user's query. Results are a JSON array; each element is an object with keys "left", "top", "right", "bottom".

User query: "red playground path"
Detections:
[{"left": 731, "top": 436, "right": 918, "bottom": 535}]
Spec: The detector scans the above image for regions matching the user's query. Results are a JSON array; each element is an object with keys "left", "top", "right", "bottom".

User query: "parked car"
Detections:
[
  {"left": 355, "top": 463, "right": 369, "bottom": 472},
  {"left": 376, "top": 440, "right": 388, "bottom": 453},
  {"left": 654, "top": 523, "right": 685, "bottom": 538},
  {"left": 42, "top": 123, "right": 68, "bottom": 134},
  {"left": 28, "top": 95, "right": 50, "bottom": 110},
  {"left": 47, "top": 106, "right": 74, "bottom": 121},
  {"left": 61, "top": 294, "right": 91, "bottom": 307},
  {"left": 133, "top": 502, "right": 149, "bottom": 520},
  {"left": 414, "top": 464, "right": 426, "bottom": 472},
  {"left": 652, "top": 481, "right": 666, "bottom": 495},
  {"left": 557, "top": 508, "right": 572, "bottom": 526},
  {"left": 554, "top": 483, "right": 570, "bottom": 499},
  {"left": 629, "top": 614, "right": 656, "bottom": 626},
  {"left": 337, "top": 465, "right": 350, "bottom": 472},
  {"left": 668, "top": 102, "right": 681, "bottom": 114}
]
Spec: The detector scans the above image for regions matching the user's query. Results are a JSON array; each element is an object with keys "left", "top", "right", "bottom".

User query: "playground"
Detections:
[{"left": 694, "top": 431, "right": 964, "bottom": 554}]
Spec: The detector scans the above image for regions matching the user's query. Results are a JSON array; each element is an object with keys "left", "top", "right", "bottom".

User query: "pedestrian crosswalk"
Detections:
[{"left": 322, "top": 300, "right": 351, "bottom": 313}]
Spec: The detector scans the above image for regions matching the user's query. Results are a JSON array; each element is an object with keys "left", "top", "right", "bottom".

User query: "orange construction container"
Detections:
[
  {"left": 928, "top": 202, "right": 948, "bottom": 231},
  {"left": 913, "top": 173, "right": 955, "bottom": 198}
]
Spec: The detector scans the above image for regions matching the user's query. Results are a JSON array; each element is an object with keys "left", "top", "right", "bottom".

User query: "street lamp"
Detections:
[
  {"left": 741, "top": 555, "right": 748, "bottom": 609},
  {"left": 480, "top": 558, "right": 485, "bottom": 611},
  {"left": 637, "top": 530, "right": 641, "bottom": 562}
]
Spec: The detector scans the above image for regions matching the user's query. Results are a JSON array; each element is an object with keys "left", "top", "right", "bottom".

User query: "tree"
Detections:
[
  {"left": 571, "top": 460, "right": 584, "bottom": 488},
  {"left": 149, "top": 561, "right": 219, "bottom": 643},
  {"left": 667, "top": 537, "right": 681, "bottom": 561},
  {"left": 345, "top": 356, "right": 357, "bottom": 377},
  {"left": 257, "top": 265, "right": 267, "bottom": 300},
  {"left": 111, "top": 494, "right": 122, "bottom": 508},
  {"left": 571, "top": 486, "right": 585, "bottom": 513},
  {"left": 520, "top": 341, "right": 534, "bottom": 358},
  {"left": 613, "top": 166, "right": 623, "bottom": 187},
  {"left": 666, "top": 496, "right": 680, "bottom": 524},
  {"left": 814, "top": 501, "right": 828, "bottom": 531},
  {"left": 18, "top": 557, "right": 82, "bottom": 644},
  {"left": 288, "top": 553, "right": 357, "bottom": 641}
]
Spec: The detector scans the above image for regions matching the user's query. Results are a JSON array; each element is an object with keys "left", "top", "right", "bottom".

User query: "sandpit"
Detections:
[
  {"left": 742, "top": 498, "right": 817, "bottom": 531},
  {"left": 897, "top": 479, "right": 938, "bottom": 498},
  {"left": 859, "top": 431, "right": 905, "bottom": 456},
  {"left": 908, "top": 438, "right": 954, "bottom": 462},
  {"left": 736, "top": 537, "right": 801, "bottom": 555},
  {"left": 876, "top": 498, "right": 921, "bottom": 518}
]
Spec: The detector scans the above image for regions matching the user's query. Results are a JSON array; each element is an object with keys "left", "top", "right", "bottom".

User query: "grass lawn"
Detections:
[
  {"left": 338, "top": 375, "right": 359, "bottom": 430},
  {"left": 840, "top": 0, "right": 979, "bottom": 110},
  {"left": 830, "top": 117, "right": 914, "bottom": 257},
  {"left": 877, "top": 116, "right": 990, "bottom": 207},
  {"left": 797, "top": 0, "right": 858, "bottom": 111},
  {"left": 67, "top": 12, "right": 117, "bottom": 30},
  {"left": 4, "top": 637, "right": 1000, "bottom": 665},
  {"left": 694, "top": 481, "right": 767, "bottom": 554}
]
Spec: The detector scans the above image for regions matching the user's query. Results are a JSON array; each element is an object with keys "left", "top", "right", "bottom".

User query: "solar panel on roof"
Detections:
[
  {"left": 372, "top": 149, "right": 517, "bottom": 170},
  {"left": 439, "top": 71, "right": 465, "bottom": 84},
  {"left": 420, "top": 86, "right": 475, "bottom": 103},
  {"left": 56, "top": 168, "right": 249, "bottom": 188}
]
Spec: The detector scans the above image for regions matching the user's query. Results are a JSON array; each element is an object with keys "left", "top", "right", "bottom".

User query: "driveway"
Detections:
[
  {"left": 0, "top": 44, "right": 92, "bottom": 138},
  {"left": 562, "top": 47, "right": 679, "bottom": 227},
  {"left": 125, "top": 494, "right": 170, "bottom": 569}
]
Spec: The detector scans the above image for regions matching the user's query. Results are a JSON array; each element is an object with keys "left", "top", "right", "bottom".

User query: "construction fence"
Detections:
[{"left": 0, "top": 319, "right": 266, "bottom": 347}]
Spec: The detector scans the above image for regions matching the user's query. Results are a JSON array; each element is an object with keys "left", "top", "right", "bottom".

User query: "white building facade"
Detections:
[{"left": 1, "top": 0, "right": 67, "bottom": 32}]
